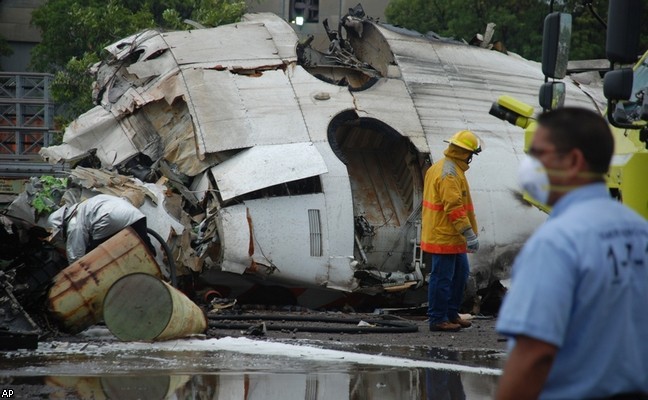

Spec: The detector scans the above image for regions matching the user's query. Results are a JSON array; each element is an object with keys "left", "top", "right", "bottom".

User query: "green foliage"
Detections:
[
  {"left": 31, "top": 0, "right": 247, "bottom": 122},
  {"left": 31, "top": 1, "right": 155, "bottom": 72},
  {"left": 385, "top": 0, "right": 448, "bottom": 35},
  {"left": 0, "top": 36, "right": 12, "bottom": 57},
  {"left": 51, "top": 53, "right": 100, "bottom": 126},
  {"left": 385, "top": 0, "right": 648, "bottom": 62},
  {"left": 162, "top": 0, "right": 247, "bottom": 28},
  {"left": 192, "top": 0, "right": 247, "bottom": 27},
  {"left": 386, "top": 0, "right": 546, "bottom": 60},
  {"left": 162, "top": 8, "right": 186, "bottom": 30},
  {"left": 552, "top": 1, "right": 647, "bottom": 61},
  {"left": 0, "top": 35, "right": 13, "bottom": 71},
  {"left": 553, "top": 0, "right": 606, "bottom": 60},
  {"left": 31, "top": 176, "right": 68, "bottom": 215}
]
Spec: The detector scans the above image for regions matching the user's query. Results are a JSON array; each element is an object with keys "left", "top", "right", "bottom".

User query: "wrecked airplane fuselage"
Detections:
[{"left": 38, "top": 10, "right": 598, "bottom": 306}]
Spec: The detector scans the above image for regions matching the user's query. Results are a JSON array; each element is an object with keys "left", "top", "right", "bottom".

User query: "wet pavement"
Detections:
[{"left": 0, "top": 315, "right": 507, "bottom": 399}]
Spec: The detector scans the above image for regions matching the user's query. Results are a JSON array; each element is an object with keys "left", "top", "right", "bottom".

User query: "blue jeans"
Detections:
[
  {"left": 426, "top": 252, "right": 469, "bottom": 325},
  {"left": 425, "top": 368, "right": 466, "bottom": 400}
]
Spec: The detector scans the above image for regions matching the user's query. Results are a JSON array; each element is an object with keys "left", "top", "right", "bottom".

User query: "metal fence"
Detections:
[{"left": 0, "top": 73, "right": 64, "bottom": 177}]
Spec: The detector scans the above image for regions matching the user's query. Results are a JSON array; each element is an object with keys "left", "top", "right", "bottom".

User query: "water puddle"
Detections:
[
  {"left": 326, "top": 342, "right": 506, "bottom": 370},
  {"left": 0, "top": 336, "right": 502, "bottom": 399}
]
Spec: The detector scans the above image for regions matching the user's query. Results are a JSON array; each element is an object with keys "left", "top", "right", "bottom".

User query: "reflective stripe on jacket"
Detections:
[{"left": 421, "top": 146, "right": 478, "bottom": 254}]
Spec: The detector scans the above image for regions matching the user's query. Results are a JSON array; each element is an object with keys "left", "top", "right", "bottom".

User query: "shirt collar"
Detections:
[{"left": 549, "top": 182, "right": 610, "bottom": 219}]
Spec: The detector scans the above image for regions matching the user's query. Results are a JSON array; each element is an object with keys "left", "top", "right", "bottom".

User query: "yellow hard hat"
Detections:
[{"left": 445, "top": 130, "right": 482, "bottom": 154}]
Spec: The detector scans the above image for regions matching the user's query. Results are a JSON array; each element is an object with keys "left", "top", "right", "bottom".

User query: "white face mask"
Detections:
[{"left": 518, "top": 155, "right": 550, "bottom": 205}]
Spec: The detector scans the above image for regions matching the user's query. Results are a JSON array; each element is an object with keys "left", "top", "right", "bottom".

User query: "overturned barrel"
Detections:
[
  {"left": 103, "top": 273, "right": 207, "bottom": 341},
  {"left": 46, "top": 374, "right": 191, "bottom": 399},
  {"left": 47, "top": 227, "right": 162, "bottom": 334}
]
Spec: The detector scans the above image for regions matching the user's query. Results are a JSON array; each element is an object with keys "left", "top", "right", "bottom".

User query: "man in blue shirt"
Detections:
[{"left": 496, "top": 107, "right": 648, "bottom": 399}]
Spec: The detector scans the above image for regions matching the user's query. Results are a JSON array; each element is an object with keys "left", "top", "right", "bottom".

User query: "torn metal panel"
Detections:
[
  {"left": 378, "top": 28, "right": 595, "bottom": 160},
  {"left": 39, "top": 106, "right": 139, "bottom": 167},
  {"left": 94, "top": 31, "right": 169, "bottom": 103},
  {"left": 140, "top": 98, "right": 223, "bottom": 177},
  {"left": 141, "top": 71, "right": 185, "bottom": 108},
  {"left": 111, "top": 86, "right": 160, "bottom": 115},
  {"left": 140, "top": 182, "right": 185, "bottom": 240},
  {"left": 243, "top": 194, "right": 340, "bottom": 288},
  {"left": 327, "top": 256, "right": 359, "bottom": 292},
  {"left": 161, "top": 23, "right": 287, "bottom": 67},
  {"left": 345, "top": 19, "right": 396, "bottom": 78},
  {"left": 312, "top": 142, "right": 355, "bottom": 262},
  {"left": 104, "top": 64, "right": 174, "bottom": 107},
  {"left": 126, "top": 50, "right": 178, "bottom": 81},
  {"left": 103, "top": 30, "right": 165, "bottom": 63},
  {"left": 100, "top": 36, "right": 181, "bottom": 111},
  {"left": 286, "top": 66, "right": 356, "bottom": 143},
  {"left": 99, "top": 64, "right": 136, "bottom": 104},
  {"left": 193, "top": 210, "right": 219, "bottom": 268},
  {"left": 189, "top": 172, "right": 210, "bottom": 203},
  {"left": 173, "top": 225, "right": 201, "bottom": 273},
  {"left": 110, "top": 63, "right": 183, "bottom": 111},
  {"left": 380, "top": 31, "right": 596, "bottom": 143},
  {"left": 351, "top": 78, "right": 428, "bottom": 153},
  {"left": 99, "top": 33, "right": 182, "bottom": 108},
  {"left": 184, "top": 68, "right": 310, "bottom": 155},
  {"left": 158, "top": 160, "right": 199, "bottom": 206},
  {"left": 119, "top": 111, "right": 163, "bottom": 161},
  {"left": 69, "top": 168, "right": 158, "bottom": 205},
  {"left": 242, "top": 13, "right": 299, "bottom": 62},
  {"left": 210, "top": 142, "right": 328, "bottom": 201},
  {"left": 218, "top": 205, "right": 253, "bottom": 274}
]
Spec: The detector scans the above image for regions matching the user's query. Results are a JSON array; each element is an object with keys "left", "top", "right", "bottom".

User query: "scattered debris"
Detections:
[
  {"left": 1, "top": 3, "right": 600, "bottom": 340},
  {"left": 0, "top": 272, "right": 40, "bottom": 350},
  {"left": 244, "top": 322, "right": 267, "bottom": 337}
]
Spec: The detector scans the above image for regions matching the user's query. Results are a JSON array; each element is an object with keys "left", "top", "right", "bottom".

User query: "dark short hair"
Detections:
[{"left": 537, "top": 107, "right": 614, "bottom": 174}]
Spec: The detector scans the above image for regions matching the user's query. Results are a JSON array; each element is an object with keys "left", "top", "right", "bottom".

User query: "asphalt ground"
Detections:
[
  {"left": 204, "top": 310, "right": 508, "bottom": 365},
  {"left": 3, "top": 310, "right": 508, "bottom": 399}
]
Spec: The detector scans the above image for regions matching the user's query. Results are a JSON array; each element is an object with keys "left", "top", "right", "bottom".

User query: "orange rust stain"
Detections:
[
  {"left": 247, "top": 210, "right": 254, "bottom": 257},
  {"left": 246, "top": 261, "right": 258, "bottom": 274}
]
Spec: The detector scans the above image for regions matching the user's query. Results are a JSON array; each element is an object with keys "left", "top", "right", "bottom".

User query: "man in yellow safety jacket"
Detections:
[{"left": 422, "top": 130, "right": 481, "bottom": 332}]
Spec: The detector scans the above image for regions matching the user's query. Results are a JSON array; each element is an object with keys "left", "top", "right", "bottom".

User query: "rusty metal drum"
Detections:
[
  {"left": 103, "top": 272, "right": 206, "bottom": 341},
  {"left": 47, "top": 228, "right": 162, "bottom": 333}
]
